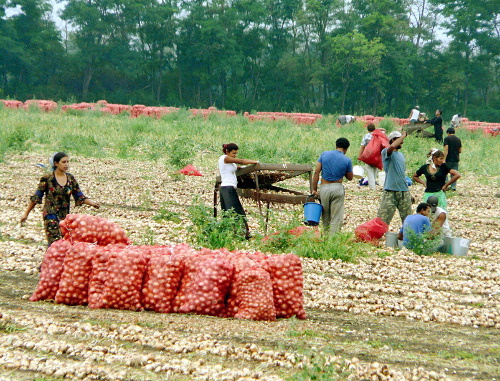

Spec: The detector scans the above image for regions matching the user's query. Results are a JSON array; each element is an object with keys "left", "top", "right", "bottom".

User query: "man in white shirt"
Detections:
[
  {"left": 427, "top": 196, "right": 451, "bottom": 237},
  {"left": 451, "top": 113, "right": 462, "bottom": 128},
  {"left": 409, "top": 106, "right": 420, "bottom": 123},
  {"left": 337, "top": 115, "right": 356, "bottom": 125}
]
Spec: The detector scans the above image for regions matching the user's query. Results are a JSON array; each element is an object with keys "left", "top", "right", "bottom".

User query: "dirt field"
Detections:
[{"left": 0, "top": 154, "right": 499, "bottom": 380}]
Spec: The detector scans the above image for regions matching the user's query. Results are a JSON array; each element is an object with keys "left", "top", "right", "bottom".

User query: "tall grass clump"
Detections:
[{"left": 187, "top": 200, "right": 248, "bottom": 250}]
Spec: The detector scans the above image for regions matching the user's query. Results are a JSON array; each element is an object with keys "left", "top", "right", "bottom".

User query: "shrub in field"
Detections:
[
  {"left": 168, "top": 135, "right": 195, "bottom": 168},
  {"left": 188, "top": 202, "right": 247, "bottom": 249},
  {"left": 404, "top": 228, "right": 443, "bottom": 256}
]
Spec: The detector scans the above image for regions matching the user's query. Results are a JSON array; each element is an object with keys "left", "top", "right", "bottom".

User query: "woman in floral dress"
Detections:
[{"left": 20, "top": 152, "right": 100, "bottom": 245}]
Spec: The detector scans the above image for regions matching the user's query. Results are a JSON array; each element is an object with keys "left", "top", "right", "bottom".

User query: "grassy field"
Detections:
[{"left": 0, "top": 107, "right": 499, "bottom": 380}]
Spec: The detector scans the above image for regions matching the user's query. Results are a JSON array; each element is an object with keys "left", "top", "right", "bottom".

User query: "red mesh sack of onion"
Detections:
[
  {"left": 141, "top": 245, "right": 186, "bottom": 313},
  {"left": 55, "top": 242, "right": 98, "bottom": 305},
  {"left": 60, "top": 214, "right": 131, "bottom": 246},
  {"left": 98, "top": 246, "right": 148, "bottom": 311},
  {"left": 30, "top": 239, "right": 73, "bottom": 301},
  {"left": 265, "top": 253, "right": 307, "bottom": 319}
]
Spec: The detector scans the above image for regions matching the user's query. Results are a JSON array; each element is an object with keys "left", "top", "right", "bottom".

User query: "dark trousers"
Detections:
[
  {"left": 434, "top": 126, "right": 443, "bottom": 143},
  {"left": 219, "top": 186, "right": 250, "bottom": 237}
]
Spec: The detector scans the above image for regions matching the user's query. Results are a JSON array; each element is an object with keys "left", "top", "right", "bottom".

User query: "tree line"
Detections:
[{"left": 0, "top": 0, "right": 498, "bottom": 121}]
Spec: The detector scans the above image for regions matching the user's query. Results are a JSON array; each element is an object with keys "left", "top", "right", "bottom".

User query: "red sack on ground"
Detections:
[
  {"left": 88, "top": 244, "right": 127, "bottom": 309},
  {"left": 358, "top": 129, "right": 389, "bottom": 170},
  {"left": 355, "top": 217, "right": 388, "bottom": 243},
  {"left": 177, "top": 253, "right": 234, "bottom": 316},
  {"left": 266, "top": 254, "right": 307, "bottom": 319},
  {"left": 141, "top": 247, "right": 186, "bottom": 313},
  {"left": 55, "top": 242, "right": 97, "bottom": 305},
  {"left": 30, "top": 239, "right": 73, "bottom": 301},
  {"left": 178, "top": 164, "right": 202, "bottom": 176},
  {"left": 99, "top": 247, "right": 148, "bottom": 311},
  {"left": 233, "top": 267, "right": 276, "bottom": 321}
]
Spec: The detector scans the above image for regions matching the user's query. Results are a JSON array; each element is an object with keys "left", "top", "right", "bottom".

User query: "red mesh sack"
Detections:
[
  {"left": 99, "top": 247, "right": 148, "bottom": 311},
  {"left": 30, "top": 239, "right": 73, "bottom": 301},
  {"left": 177, "top": 252, "right": 234, "bottom": 316},
  {"left": 178, "top": 164, "right": 202, "bottom": 176},
  {"left": 266, "top": 254, "right": 306, "bottom": 319},
  {"left": 221, "top": 252, "right": 258, "bottom": 318},
  {"left": 55, "top": 242, "right": 97, "bottom": 305},
  {"left": 87, "top": 244, "right": 127, "bottom": 309},
  {"left": 355, "top": 217, "right": 388, "bottom": 243},
  {"left": 60, "top": 214, "right": 131, "bottom": 246},
  {"left": 358, "top": 129, "right": 389, "bottom": 170},
  {"left": 233, "top": 267, "right": 276, "bottom": 321},
  {"left": 141, "top": 246, "right": 187, "bottom": 313}
]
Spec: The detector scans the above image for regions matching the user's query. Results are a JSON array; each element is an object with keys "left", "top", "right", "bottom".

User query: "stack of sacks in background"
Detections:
[
  {"left": 0, "top": 100, "right": 24, "bottom": 109},
  {"left": 130, "top": 105, "right": 180, "bottom": 118},
  {"left": 189, "top": 106, "right": 237, "bottom": 118},
  {"left": 24, "top": 100, "right": 58, "bottom": 112},
  {"left": 30, "top": 214, "right": 306, "bottom": 321},
  {"left": 244, "top": 111, "right": 322, "bottom": 125}
]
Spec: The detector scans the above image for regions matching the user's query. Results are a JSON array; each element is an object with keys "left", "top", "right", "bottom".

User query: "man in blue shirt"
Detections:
[
  {"left": 312, "top": 138, "right": 353, "bottom": 235},
  {"left": 398, "top": 203, "right": 432, "bottom": 248},
  {"left": 377, "top": 130, "right": 412, "bottom": 227}
]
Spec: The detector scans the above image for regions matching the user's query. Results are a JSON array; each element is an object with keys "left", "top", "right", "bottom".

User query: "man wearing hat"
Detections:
[
  {"left": 426, "top": 195, "right": 451, "bottom": 237},
  {"left": 377, "top": 130, "right": 412, "bottom": 227}
]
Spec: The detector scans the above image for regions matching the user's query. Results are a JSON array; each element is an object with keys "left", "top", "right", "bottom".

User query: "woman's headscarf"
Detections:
[{"left": 426, "top": 148, "right": 439, "bottom": 170}]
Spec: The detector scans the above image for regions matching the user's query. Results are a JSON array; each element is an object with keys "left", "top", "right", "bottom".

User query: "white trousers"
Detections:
[{"left": 364, "top": 164, "right": 379, "bottom": 190}]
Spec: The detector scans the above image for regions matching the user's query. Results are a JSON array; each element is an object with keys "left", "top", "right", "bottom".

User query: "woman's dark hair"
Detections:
[
  {"left": 432, "top": 150, "right": 444, "bottom": 159},
  {"left": 416, "top": 203, "right": 430, "bottom": 213},
  {"left": 367, "top": 123, "right": 376, "bottom": 132},
  {"left": 437, "top": 109, "right": 442, "bottom": 115},
  {"left": 53, "top": 152, "right": 68, "bottom": 164},
  {"left": 222, "top": 143, "right": 238, "bottom": 154},
  {"left": 336, "top": 137, "right": 350, "bottom": 149}
]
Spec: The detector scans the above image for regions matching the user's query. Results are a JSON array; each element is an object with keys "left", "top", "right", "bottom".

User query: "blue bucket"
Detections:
[{"left": 303, "top": 196, "right": 323, "bottom": 226}]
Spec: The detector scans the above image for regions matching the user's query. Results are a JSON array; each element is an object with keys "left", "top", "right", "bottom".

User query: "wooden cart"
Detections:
[{"left": 214, "top": 163, "right": 314, "bottom": 231}]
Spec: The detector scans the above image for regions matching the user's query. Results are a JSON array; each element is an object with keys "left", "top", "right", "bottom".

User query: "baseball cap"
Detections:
[
  {"left": 426, "top": 196, "right": 439, "bottom": 211},
  {"left": 387, "top": 131, "right": 402, "bottom": 140}
]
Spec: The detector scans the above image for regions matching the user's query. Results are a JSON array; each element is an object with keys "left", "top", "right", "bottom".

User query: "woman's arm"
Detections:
[
  {"left": 412, "top": 172, "right": 426, "bottom": 187},
  {"left": 224, "top": 156, "right": 258, "bottom": 165},
  {"left": 20, "top": 201, "right": 37, "bottom": 224},
  {"left": 442, "top": 169, "right": 461, "bottom": 191},
  {"left": 83, "top": 198, "right": 100, "bottom": 209}
]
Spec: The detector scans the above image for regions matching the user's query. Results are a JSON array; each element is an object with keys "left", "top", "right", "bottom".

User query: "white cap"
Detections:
[{"left": 388, "top": 131, "right": 402, "bottom": 140}]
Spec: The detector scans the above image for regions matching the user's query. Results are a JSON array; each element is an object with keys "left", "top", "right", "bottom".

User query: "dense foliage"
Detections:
[{"left": 0, "top": 0, "right": 498, "bottom": 121}]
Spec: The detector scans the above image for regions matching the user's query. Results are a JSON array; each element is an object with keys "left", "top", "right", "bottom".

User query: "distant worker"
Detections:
[
  {"left": 377, "top": 131, "right": 412, "bottom": 227},
  {"left": 443, "top": 127, "right": 462, "bottom": 191},
  {"left": 312, "top": 138, "right": 353, "bottom": 235},
  {"left": 450, "top": 113, "right": 462, "bottom": 128},
  {"left": 426, "top": 196, "right": 451, "bottom": 238},
  {"left": 409, "top": 106, "right": 420, "bottom": 123},
  {"left": 398, "top": 203, "right": 432, "bottom": 248},
  {"left": 424, "top": 109, "right": 444, "bottom": 143},
  {"left": 358, "top": 123, "right": 379, "bottom": 190},
  {"left": 337, "top": 115, "right": 356, "bottom": 125}
]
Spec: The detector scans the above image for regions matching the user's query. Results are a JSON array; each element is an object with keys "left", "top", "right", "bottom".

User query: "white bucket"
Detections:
[
  {"left": 385, "top": 232, "right": 398, "bottom": 247},
  {"left": 378, "top": 171, "right": 386, "bottom": 186},
  {"left": 450, "top": 237, "right": 470, "bottom": 256},
  {"left": 353, "top": 165, "right": 365, "bottom": 179}
]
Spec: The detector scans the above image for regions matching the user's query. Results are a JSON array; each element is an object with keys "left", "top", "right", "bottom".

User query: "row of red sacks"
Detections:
[
  {"left": 31, "top": 214, "right": 306, "bottom": 321},
  {"left": 30, "top": 241, "right": 306, "bottom": 321}
]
